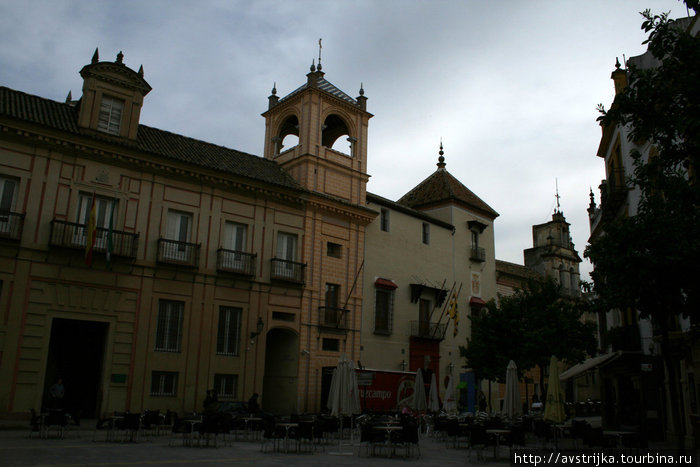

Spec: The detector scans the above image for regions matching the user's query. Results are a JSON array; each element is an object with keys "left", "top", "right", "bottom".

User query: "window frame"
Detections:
[
  {"left": 213, "top": 373, "right": 238, "bottom": 399},
  {"left": 380, "top": 208, "right": 390, "bottom": 232},
  {"left": 151, "top": 371, "right": 178, "bottom": 397},
  {"left": 374, "top": 287, "right": 394, "bottom": 335},
  {"left": 97, "top": 95, "right": 124, "bottom": 135},
  {"left": 422, "top": 222, "right": 430, "bottom": 245},
  {"left": 216, "top": 306, "right": 242, "bottom": 356},
  {"left": 155, "top": 299, "right": 184, "bottom": 353}
]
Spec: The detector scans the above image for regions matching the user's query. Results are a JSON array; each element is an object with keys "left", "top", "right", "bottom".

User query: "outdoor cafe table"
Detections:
[
  {"left": 276, "top": 422, "right": 298, "bottom": 453},
  {"left": 485, "top": 428, "right": 510, "bottom": 459},
  {"left": 376, "top": 425, "right": 403, "bottom": 457},
  {"left": 242, "top": 417, "right": 262, "bottom": 440},
  {"left": 603, "top": 430, "right": 637, "bottom": 448}
]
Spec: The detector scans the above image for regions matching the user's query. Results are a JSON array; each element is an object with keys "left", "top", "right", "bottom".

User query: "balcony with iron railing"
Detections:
[
  {"left": 270, "top": 258, "right": 306, "bottom": 284},
  {"left": 319, "top": 306, "right": 349, "bottom": 330},
  {"left": 0, "top": 211, "right": 25, "bottom": 241},
  {"left": 410, "top": 320, "right": 447, "bottom": 340},
  {"left": 49, "top": 219, "right": 138, "bottom": 258},
  {"left": 216, "top": 249, "right": 256, "bottom": 276},
  {"left": 157, "top": 238, "right": 200, "bottom": 268},
  {"left": 470, "top": 246, "right": 486, "bottom": 262}
]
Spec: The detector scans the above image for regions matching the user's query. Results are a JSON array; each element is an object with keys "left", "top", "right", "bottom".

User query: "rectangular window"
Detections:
[
  {"left": 155, "top": 300, "right": 184, "bottom": 352},
  {"left": 422, "top": 223, "right": 430, "bottom": 244},
  {"left": 374, "top": 288, "right": 394, "bottom": 335},
  {"left": 327, "top": 242, "right": 342, "bottom": 258},
  {"left": 380, "top": 208, "right": 390, "bottom": 232},
  {"left": 0, "top": 176, "right": 18, "bottom": 213},
  {"left": 0, "top": 176, "right": 19, "bottom": 233},
  {"left": 76, "top": 193, "right": 117, "bottom": 246},
  {"left": 97, "top": 96, "right": 124, "bottom": 135},
  {"left": 214, "top": 374, "right": 238, "bottom": 399},
  {"left": 216, "top": 306, "right": 241, "bottom": 356},
  {"left": 322, "top": 338, "right": 340, "bottom": 352},
  {"left": 419, "top": 298, "right": 431, "bottom": 335},
  {"left": 276, "top": 232, "right": 297, "bottom": 261},
  {"left": 163, "top": 210, "right": 193, "bottom": 262},
  {"left": 224, "top": 221, "right": 247, "bottom": 252},
  {"left": 151, "top": 371, "right": 178, "bottom": 396},
  {"left": 471, "top": 230, "right": 479, "bottom": 249}
]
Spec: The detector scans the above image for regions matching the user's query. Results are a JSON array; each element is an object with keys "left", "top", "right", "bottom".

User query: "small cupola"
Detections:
[{"left": 77, "top": 48, "right": 151, "bottom": 140}]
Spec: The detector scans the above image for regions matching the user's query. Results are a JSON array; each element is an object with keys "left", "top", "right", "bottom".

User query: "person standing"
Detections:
[{"left": 49, "top": 378, "right": 65, "bottom": 409}]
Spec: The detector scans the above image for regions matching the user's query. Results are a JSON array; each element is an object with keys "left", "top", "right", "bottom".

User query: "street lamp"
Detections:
[{"left": 250, "top": 317, "right": 264, "bottom": 341}]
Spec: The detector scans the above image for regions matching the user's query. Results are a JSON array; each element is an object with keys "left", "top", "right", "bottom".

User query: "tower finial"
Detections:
[
  {"left": 555, "top": 178, "right": 561, "bottom": 213},
  {"left": 91, "top": 47, "right": 99, "bottom": 64},
  {"left": 310, "top": 59, "right": 316, "bottom": 72},
  {"left": 437, "top": 139, "right": 446, "bottom": 169},
  {"left": 359, "top": 82, "right": 364, "bottom": 96},
  {"left": 318, "top": 38, "right": 322, "bottom": 71},
  {"left": 272, "top": 82, "right": 277, "bottom": 95}
]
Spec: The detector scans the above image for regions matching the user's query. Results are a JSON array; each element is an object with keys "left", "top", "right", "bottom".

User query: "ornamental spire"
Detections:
[{"left": 437, "top": 139, "right": 446, "bottom": 170}]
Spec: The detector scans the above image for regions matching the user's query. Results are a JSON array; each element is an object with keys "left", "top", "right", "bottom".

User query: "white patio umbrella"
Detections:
[
  {"left": 326, "top": 354, "right": 361, "bottom": 455},
  {"left": 543, "top": 355, "right": 566, "bottom": 423},
  {"left": 502, "top": 360, "right": 521, "bottom": 418},
  {"left": 411, "top": 368, "right": 427, "bottom": 412},
  {"left": 443, "top": 375, "right": 457, "bottom": 413},
  {"left": 428, "top": 372, "right": 440, "bottom": 412}
]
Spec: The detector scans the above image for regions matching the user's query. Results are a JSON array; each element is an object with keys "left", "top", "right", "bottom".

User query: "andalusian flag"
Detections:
[
  {"left": 84, "top": 193, "right": 97, "bottom": 266},
  {"left": 105, "top": 201, "right": 115, "bottom": 269}
]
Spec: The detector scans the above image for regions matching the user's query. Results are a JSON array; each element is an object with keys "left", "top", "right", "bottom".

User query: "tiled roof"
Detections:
[
  {"left": 279, "top": 77, "right": 357, "bottom": 106},
  {"left": 367, "top": 192, "right": 454, "bottom": 230},
  {"left": 496, "top": 259, "right": 540, "bottom": 281},
  {"left": 397, "top": 169, "right": 499, "bottom": 219},
  {"left": 0, "top": 86, "right": 301, "bottom": 190}
]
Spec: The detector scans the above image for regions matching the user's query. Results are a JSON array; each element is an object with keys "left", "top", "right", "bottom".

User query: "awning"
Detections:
[
  {"left": 375, "top": 278, "right": 398, "bottom": 289},
  {"left": 469, "top": 297, "right": 487, "bottom": 307},
  {"left": 559, "top": 352, "right": 621, "bottom": 380}
]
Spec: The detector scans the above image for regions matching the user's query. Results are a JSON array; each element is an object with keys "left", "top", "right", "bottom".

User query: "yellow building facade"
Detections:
[{"left": 0, "top": 50, "right": 373, "bottom": 418}]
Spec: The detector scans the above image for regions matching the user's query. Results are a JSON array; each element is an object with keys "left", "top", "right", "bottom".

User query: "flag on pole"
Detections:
[
  {"left": 105, "top": 201, "right": 114, "bottom": 269},
  {"left": 453, "top": 300, "right": 459, "bottom": 337},
  {"left": 85, "top": 193, "right": 97, "bottom": 266}
]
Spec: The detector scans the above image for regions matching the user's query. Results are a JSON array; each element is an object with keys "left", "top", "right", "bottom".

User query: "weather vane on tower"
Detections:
[{"left": 318, "top": 38, "right": 322, "bottom": 70}]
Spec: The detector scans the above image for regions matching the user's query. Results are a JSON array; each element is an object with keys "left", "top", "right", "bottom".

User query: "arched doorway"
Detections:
[{"left": 262, "top": 328, "right": 299, "bottom": 414}]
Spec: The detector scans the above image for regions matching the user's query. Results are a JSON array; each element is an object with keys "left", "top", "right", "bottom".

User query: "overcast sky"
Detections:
[{"left": 0, "top": 0, "right": 690, "bottom": 281}]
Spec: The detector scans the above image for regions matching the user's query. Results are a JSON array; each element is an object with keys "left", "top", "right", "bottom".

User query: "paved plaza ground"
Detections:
[{"left": 0, "top": 423, "right": 510, "bottom": 467}]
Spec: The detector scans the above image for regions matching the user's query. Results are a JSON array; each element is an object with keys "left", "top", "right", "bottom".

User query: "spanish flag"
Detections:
[{"left": 85, "top": 193, "right": 97, "bottom": 266}]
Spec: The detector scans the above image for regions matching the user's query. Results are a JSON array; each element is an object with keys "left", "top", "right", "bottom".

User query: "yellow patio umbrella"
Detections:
[{"left": 543, "top": 355, "right": 566, "bottom": 423}]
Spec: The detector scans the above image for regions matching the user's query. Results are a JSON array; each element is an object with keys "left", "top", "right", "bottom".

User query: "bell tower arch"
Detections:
[{"left": 262, "top": 62, "right": 372, "bottom": 205}]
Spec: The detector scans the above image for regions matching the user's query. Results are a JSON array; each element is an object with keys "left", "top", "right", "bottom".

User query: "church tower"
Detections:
[{"left": 262, "top": 57, "right": 371, "bottom": 206}]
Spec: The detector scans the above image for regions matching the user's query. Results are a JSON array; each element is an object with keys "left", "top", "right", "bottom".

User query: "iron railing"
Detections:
[
  {"left": 470, "top": 246, "right": 486, "bottom": 262},
  {"left": 216, "top": 249, "right": 256, "bottom": 276},
  {"left": 0, "top": 211, "right": 24, "bottom": 241},
  {"left": 410, "top": 320, "right": 447, "bottom": 340},
  {"left": 270, "top": 258, "right": 306, "bottom": 284},
  {"left": 49, "top": 219, "right": 138, "bottom": 258},
  {"left": 319, "top": 306, "right": 349, "bottom": 329},
  {"left": 157, "top": 238, "right": 200, "bottom": 267}
]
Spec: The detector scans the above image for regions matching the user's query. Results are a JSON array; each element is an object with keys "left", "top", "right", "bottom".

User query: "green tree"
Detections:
[
  {"left": 586, "top": 6, "right": 700, "bottom": 446},
  {"left": 460, "top": 277, "right": 597, "bottom": 392}
]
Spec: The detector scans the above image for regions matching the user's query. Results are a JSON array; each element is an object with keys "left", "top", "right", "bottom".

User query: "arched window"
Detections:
[
  {"left": 322, "top": 114, "right": 353, "bottom": 156},
  {"left": 276, "top": 115, "right": 299, "bottom": 154}
]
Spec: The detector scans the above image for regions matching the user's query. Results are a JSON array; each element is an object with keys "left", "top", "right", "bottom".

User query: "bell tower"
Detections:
[{"left": 262, "top": 59, "right": 372, "bottom": 206}]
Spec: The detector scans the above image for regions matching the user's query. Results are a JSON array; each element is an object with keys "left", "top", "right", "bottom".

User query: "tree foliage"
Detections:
[
  {"left": 587, "top": 8, "right": 700, "bottom": 325},
  {"left": 585, "top": 6, "right": 699, "bottom": 445},
  {"left": 460, "top": 277, "right": 597, "bottom": 384}
]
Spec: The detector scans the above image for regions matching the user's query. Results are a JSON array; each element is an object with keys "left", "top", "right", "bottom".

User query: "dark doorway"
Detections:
[{"left": 43, "top": 318, "right": 108, "bottom": 418}]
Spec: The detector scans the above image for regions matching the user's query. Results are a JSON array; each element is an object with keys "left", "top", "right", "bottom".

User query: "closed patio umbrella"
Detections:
[
  {"left": 443, "top": 375, "right": 457, "bottom": 413},
  {"left": 502, "top": 360, "right": 521, "bottom": 418},
  {"left": 543, "top": 355, "right": 566, "bottom": 423},
  {"left": 412, "top": 368, "right": 427, "bottom": 412},
  {"left": 327, "top": 354, "right": 360, "bottom": 455},
  {"left": 428, "top": 372, "right": 440, "bottom": 412}
]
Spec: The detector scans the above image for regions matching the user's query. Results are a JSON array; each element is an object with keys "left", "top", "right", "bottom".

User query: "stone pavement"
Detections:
[{"left": 0, "top": 424, "right": 511, "bottom": 467}]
